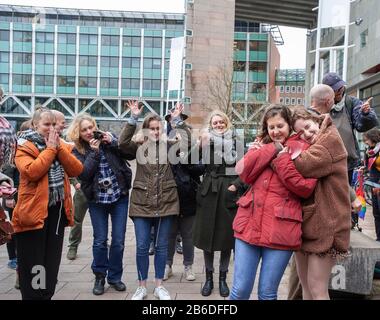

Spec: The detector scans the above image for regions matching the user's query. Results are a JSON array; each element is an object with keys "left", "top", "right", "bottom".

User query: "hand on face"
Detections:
[{"left": 45, "top": 128, "right": 60, "bottom": 148}]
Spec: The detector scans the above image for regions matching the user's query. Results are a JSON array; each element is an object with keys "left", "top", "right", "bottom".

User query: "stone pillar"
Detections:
[{"left": 185, "top": 0, "right": 235, "bottom": 128}]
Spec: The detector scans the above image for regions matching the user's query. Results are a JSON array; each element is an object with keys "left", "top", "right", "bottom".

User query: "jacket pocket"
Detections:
[
  {"left": 301, "top": 203, "right": 319, "bottom": 241},
  {"left": 232, "top": 195, "right": 253, "bottom": 233},
  {"left": 162, "top": 180, "right": 178, "bottom": 204},
  {"left": 16, "top": 193, "right": 41, "bottom": 227},
  {"left": 131, "top": 181, "right": 148, "bottom": 206},
  {"left": 269, "top": 205, "right": 302, "bottom": 248}
]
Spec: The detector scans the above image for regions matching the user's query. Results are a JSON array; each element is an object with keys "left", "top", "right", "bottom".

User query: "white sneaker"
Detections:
[
  {"left": 163, "top": 265, "right": 173, "bottom": 281},
  {"left": 131, "top": 286, "right": 147, "bottom": 300},
  {"left": 154, "top": 286, "right": 171, "bottom": 300},
  {"left": 184, "top": 265, "right": 196, "bottom": 281}
]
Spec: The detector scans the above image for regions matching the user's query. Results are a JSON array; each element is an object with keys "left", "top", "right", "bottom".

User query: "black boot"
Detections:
[
  {"left": 93, "top": 273, "right": 105, "bottom": 296},
  {"left": 201, "top": 269, "right": 214, "bottom": 296},
  {"left": 219, "top": 271, "right": 230, "bottom": 297}
]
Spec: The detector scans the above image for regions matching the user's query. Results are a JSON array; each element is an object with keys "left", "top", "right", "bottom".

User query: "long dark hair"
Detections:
[{"left": 258, "top": 104, "right": 292, "bottom": 144}]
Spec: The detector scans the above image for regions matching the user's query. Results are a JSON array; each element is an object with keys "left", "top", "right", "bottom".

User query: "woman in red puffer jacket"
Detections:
[{"left": 229, "top": 104, "right": 317, "bottom": 300}]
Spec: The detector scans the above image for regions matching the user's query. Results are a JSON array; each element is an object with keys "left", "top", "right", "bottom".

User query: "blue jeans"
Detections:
[
  {"left": 229, "top": 239, "right": 293, "bottom": 300},
  {"left": 88, "top": 196, "right": 128, "bottom": 283},
  {"left": 133, "top": 216, "right": 173, "bottom": 281}
]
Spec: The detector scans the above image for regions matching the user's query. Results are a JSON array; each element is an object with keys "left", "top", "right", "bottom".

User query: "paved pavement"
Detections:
[{"left": 0, "top": 201, "right": 378, "bottom": 300}]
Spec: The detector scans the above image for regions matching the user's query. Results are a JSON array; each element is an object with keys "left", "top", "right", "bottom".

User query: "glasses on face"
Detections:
[{"left": 212, "top": 120, "right": 226, "bottom": 126}]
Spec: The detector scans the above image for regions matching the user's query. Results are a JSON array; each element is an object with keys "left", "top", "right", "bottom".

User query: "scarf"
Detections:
[
  {"left": 19, "top": 129, "right": 65, "bottom": 206},
  {"left": 0, "top": 116, "right": 17, "bottom": 170},
  {"left": 208, "top": 129, "right": 237, "bottom": 165},
  {"left": 331, "top": 94, "right": 346, "bottom": 112},
  {"left": 367, "top": 142, "right": 380, "bottom": 171}
]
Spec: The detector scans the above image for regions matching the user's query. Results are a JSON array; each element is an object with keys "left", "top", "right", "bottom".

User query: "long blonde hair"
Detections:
[
  {"left": 66, "top": 113, "right": 98, "bottom": 154},
  {"left": 205, "top": 110, "right": 232, "bottom": 132}
]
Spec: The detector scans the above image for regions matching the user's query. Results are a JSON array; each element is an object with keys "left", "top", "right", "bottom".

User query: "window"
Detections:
[
  {"left": 35, "top": 75, "right": 53, "bottom": 86},
  {"left": 13, "top": 52, "right": 32, "bottom": 64},
  {"left": 297, "top": 86, "right": 303, "bottom": 93},
  {"left": 233, "top": 82, "right": 245, "bottom": 94},
  {"left": 58, "top": 33, "right": 76, "bottom": 44},
  {"left": 79, "top": 77, "right": 97, "bottom": 88},
  {"left": 79, "top": 55, "right": 97, "bottom": 67},
  {"left": 122, "top": 57, "right": 140, "bottom": 68},
  {"left": 36, "top": 32, "right": 54, "bottom": 43},
  {"left": 234, "top": 61, "right": 246, "bottom": 72},
  {"left": 123, "top": 36, "right": 141, "bottom": 47},
  {"left": 122, "top": 78, "right": 140, "bottom": 89},
  {"left": 101, "top": 56, "right": 119, "bottom": 68},
  {"left": 0, "top": 73, "right": 8, "bottom": 84},
  {"left": 0, "top": 52, "right": 9, "bottom": 63},
  {"left": 297, "top": 98, "right": 303, "bottom": 105},
  {"left": 80, "top": 34, "right": 98, "bottom": 45},
  {"left": 35, "top": 54, "right": 54, "bottom": 65},
  {"left": 291, "top": 98, "right": 296, "bottom": 105},
  {"left": 100, "top": 77, "right": 118, "bottom": 89},
  {"left": 152, "top": 79, "right": 161, "bottom": 90},
  {"left": 233, "top": 40, "right": 246, "bottom": 51},
  {"left": 279, "top": 86, "right": 284, "bottom": 93},
  {"left": 291, "top": 86, "right": 296, "bottom": 93},
  {"left": 0, "top": 30, "right": 10, "bottom": 41},
  {"left": 58, "top": 54, "right": 76, "bottom": 66},
  {"left": 13, "top": 74, "right": 32, "bottom": 86},
  {"left": 249, "top": 62, "right": 266, "bottom": 72},
  {"left": 144, "top": 37, "right": 162, "bottom": 48},
  {"left": 285, "top": 86, "right": 290, "bottom": 93},
  {"left": 360, "top": 29, "right": 368, "bottom": 48},
  {"left": 249, "top": 41, "right": 267, "bottom": 51},
  {"left": 143, "top": 79, "right": 161, "bottom": 90},
  {"left": 285, "top": 97, "right": 290, "bottom": 105},
  {"left": 279, "top": 97, "right": 284, "bottom": 104},
  {"left": 58, "top": 76, "right": 75, "bottom": 87},
  {"left": 13, "top": 31, "right": 32, "bottom": 42},
  {"left": 101, "top": 35, "right": 119, "bottom": 46},
  {"left": 249, "top": 83, "right": 266, "bottom": 94},
  {"left": 143, "top": 58, "right": 161, "bottom": 69}
]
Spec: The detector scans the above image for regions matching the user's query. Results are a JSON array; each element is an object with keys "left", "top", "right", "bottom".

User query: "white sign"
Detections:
[
  {"left": 167, "top": 37, "right": 184, "bottom": 91},
  {"left": 320, "top": 0, "right": 350, "bottom": 29}
]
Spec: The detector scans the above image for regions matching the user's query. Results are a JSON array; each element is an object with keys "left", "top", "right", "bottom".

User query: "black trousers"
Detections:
[{"left": 16, "top": 202, "right": 67, "bottom": 300}]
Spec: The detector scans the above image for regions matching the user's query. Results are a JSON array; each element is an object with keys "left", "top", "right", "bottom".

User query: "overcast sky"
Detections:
[{"left": 1, "top": 0, "right": 307, "bottom": 69}]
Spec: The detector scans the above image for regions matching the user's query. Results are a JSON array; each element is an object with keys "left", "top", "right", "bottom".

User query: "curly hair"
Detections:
[
  {"left": 66, "top": 113, "right": 98, "bottom": 154},
  {"left": 258, "top": 104, "right": 292, "bottom": 144}
]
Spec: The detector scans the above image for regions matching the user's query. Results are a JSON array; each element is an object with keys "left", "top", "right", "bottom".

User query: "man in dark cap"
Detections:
[{"left": 322, "top": 72, "right": 378, "bottom": 183}]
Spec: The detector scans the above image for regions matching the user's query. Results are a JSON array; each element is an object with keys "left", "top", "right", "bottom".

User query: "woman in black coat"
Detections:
[{"left": 193, "top": 110, "right": 245, "bottom": 297}]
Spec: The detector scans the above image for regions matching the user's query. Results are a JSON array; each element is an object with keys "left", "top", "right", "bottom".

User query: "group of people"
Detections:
[{"left": 0, "top": 71, "right": 379, "bottom": 301}]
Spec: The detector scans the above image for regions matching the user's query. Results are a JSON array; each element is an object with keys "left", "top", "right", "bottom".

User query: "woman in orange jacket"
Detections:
[{"left": 12, "top": 107, "right": 83, "bottom": 300}]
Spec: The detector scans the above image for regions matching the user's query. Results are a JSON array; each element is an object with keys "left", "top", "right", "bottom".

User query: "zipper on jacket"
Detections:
[{"left": 56, "top": 201, "right": 63, "bottom": 236}]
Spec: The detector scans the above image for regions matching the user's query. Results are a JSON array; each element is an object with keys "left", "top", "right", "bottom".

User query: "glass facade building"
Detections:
[{"left": 0, "top": 5, "right": 184, "bottom": 127}]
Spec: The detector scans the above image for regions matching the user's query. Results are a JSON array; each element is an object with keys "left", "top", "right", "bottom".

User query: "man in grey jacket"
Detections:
[{"left": 322, "top": 72, "right": 378, "bottom": 183}]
